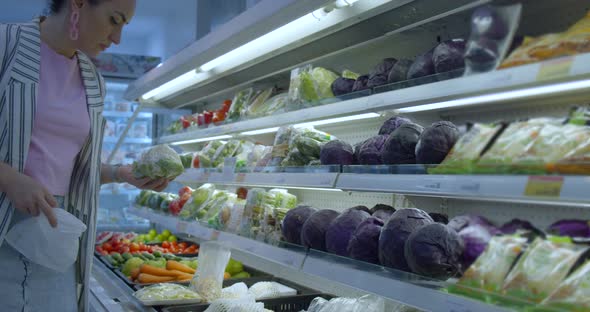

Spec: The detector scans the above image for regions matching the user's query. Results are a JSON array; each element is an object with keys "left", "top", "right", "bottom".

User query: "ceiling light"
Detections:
[{"left": 397, "top": 79, "right": 590, "bottom": 113}]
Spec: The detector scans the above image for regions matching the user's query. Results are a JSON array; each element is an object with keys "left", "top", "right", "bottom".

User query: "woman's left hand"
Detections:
[{"left": 118, "top": 165, "right": 170, "bottom": 192}]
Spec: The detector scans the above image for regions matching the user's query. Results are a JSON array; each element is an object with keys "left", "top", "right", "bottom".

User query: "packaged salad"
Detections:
[
  {"left": 227, "top": 88, "right": 253, "bottom": 121},
  {"left": 474, "top": 119, "right": 556, "bottom": 173},
  {"left": 541, "top": 256, "right": 590, "bottom": 311},
  {"left": 455, "top": 236, "right": 528, "bottom": 295},
  {"left": 430, "top": 123, "right": 506, "bottom": 174},
  {"left": 502, "top": 237, "right": 588, "bottom": 303}
]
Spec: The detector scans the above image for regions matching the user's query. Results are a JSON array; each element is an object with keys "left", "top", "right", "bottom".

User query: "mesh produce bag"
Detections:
[
  {"left": 190, "top": 242, "right": 231, "bottom": 302},
  {"left": 220, "top": 282, "right": 249, "bottom": 299},
  {"left": 304, "top": 295, "right": 385, "bottom": 312},
  {"left": 204, "top": 297, "right": 266, "bottom": 312},
  {"left": 248, "top": 282, "right": 297, "bottom": 300},
  {"left": 132, "top": 144, "right": 184, "bottom": 179}
]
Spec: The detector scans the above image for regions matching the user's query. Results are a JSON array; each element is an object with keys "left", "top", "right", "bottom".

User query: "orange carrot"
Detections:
[
  {"left": 224, "top": 272, "right": 231, "bottom": 280},
  {"left": 140, "top": 264, "right": 182, "bottom": 277},
  {"left": 137, "top": 273, "right": 175, "bottom": 284},
  {"left": 166, "top": 260, "right": 196, "bottom": 274}
]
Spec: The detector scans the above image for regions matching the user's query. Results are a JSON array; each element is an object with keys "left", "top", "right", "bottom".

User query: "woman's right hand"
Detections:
[{"left": 0, "top": 164, "right": 58, "bottom": 227}]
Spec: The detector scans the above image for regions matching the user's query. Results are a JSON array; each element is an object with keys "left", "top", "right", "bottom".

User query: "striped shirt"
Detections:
[{"left": 0, "top": 19, "right": 105, "bottom": 312}]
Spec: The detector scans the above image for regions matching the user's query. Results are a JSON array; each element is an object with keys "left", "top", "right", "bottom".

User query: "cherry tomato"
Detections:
[
  {"left": 130, "top": 243, "right": 140, "bottom": 252},
  {"left": 178, "top": 186, "right": 193, "bottom": 197},
  {"left": 169, "top": 200, "right": 182, "bottom": 216},
  {"left": 120, "top": 246, "right": 130, "bottom": 254},
  {"left": 236, "top": 187, "right": 248, "bottom": 200},
  {"left": 162, "top": 241, "right": 171, "bottom": 249},
  {"left": 181, "top": 116, "right": 191, "bottom": 129},
  {"left": 179, "top": 192, "right": 191, "bottom": 207},
  {"left": 102, "top": 242, "right": 113, "bottom": 252},
  {"left": 203, "top": 111, "right": 213, "bottom": 124},
  {"left": 178, "top": 242, "right": 188, "bottom": 249},
  {"left": 197, "top": 114, "right": 205, "bottom": 127},
  {"left": 192, "top": 155, "right": 200, "bottom": 168},
  {"left": 222, "top": 100, "right": 231, "bottom": 113}
]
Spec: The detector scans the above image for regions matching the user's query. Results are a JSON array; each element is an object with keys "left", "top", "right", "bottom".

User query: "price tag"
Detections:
[
  {"left": 458, "top": 182, "right": 480, "bottom": 193},
  {"left": 524, "top": 176, "right": 564, "bottom": 198},
  {"left": 537, "top": 57, "right": 573, "bottom": 81},
  {"left": 235, "top": 173, "right": 246, "bottom": 183}
]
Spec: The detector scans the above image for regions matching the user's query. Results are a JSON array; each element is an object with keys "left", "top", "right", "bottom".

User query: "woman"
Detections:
[{"left": 0, "top": 0, "right": 168, "bottom": 311}]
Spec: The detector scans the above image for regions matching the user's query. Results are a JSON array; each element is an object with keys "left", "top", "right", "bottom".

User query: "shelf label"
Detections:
[
  {"left": 537, "top": 57, "right": 573, "bottom": 81},
  {"left": 235, "top": 173, "right": 246, "bottom": 183},
  {"left": 525, "top": 176, "right": 564, "bottom": 198},
  {"left": 446, "top": 296, "right": 474, "bottom": 312}
]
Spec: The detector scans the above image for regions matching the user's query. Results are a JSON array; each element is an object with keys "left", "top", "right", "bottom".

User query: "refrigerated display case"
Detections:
[{"left": 92, "top": 0, "right": 590, "bottom": 311}]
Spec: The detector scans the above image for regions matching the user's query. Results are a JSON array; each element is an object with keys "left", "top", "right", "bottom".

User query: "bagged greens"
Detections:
[
  {"left": 288, "top": 65, "right": 339, "bottom": 106},
  {"left": 227, "top": 88, "right": 253, "bottom": 121},
  {"left": 431, "top": 123, "right": 505, "bottom": 174},
  {"left": 542, "top": 259, "right": 590, "bottom": 311},
  {"left": 132, "top": 144, "right": 184, "bottom": 179},
  {"left": 502, "top": 237, "right": 588, "bottom": 303}
]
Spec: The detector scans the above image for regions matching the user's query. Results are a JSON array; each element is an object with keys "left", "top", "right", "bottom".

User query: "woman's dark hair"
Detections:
[{"left": 49, "top": 0, "right": 102, "bottom": 14}]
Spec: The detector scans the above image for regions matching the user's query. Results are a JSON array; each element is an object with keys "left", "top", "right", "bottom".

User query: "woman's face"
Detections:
[{"left": 77, "top": 0, "right": 136, "bottom": 57}]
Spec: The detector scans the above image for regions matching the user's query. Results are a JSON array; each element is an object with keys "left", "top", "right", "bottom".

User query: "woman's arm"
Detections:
[{"left": 100, "top": 163, "right": 170, "bottom": 192}]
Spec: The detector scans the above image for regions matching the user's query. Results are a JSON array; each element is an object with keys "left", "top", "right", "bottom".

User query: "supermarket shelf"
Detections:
[
  {"left": 102, "top": 111, "right": 152, "bottom": 119},
  {"left": 128, "top": 206, "right": 508, "bottom": 312},
  {"left": 104, "top": 137, "right": 153, "bottom": 144},
  {"left": 336, "top": 174, "right": 590, "bottom": 205},
  {"left": 158, "top": 53, "right": 590, "bottom": 144},
  {"left": 174, "top": 168, "right": 590, "bottom": 205},
  {"left": 128, "top": 206, "right": 306, "bottom": 270},
  {"left": 176, "top": 168, "right": 339, "bottom": 188}
]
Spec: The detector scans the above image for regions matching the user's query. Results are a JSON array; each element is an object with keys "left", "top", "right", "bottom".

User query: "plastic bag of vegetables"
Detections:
[
  {"left": 288, "top": 65, "right": 339, "bottom": 107},
  {"left": 178, "top": 183, "right": 215, "bottom": 220},
  {"left": 132, "top": 144, "right": 184, "bottom": 179},
  {"left": 212, "top": 140, "right": 242, "bottom": 168},
  {"left": 227, "top": 88, "right": 253, "bottom": 121},
  {"left": 199, "top": 141, "right": 225, "bottom": 168}
]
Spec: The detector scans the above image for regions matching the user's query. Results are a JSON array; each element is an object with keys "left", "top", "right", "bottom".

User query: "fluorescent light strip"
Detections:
[
  {"left": 270, "top": 186, "right": 343, "bottom": 192},
  {"left": 397, "top": 79, "right": 590, "bottom": 113},
  {"left": 170, "top": 135, "right": 232, "bottom": 146},
  {"left": 142, "top": 70, "right": 209, "bottom": 100},
  {"left": 294, "top": 112, "right": 380, "bottom": 128},
  {"left": 240, "top": 127, "right": 280, "bottom": 136}
]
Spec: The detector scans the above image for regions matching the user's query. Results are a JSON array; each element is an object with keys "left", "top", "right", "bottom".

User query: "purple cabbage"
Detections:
[
  {"left": 547, "top": 220, "right": 590, "bottom": 238},
  {"left": 379, "top": 116, "right": 412, "bottom": 136},
  {"left": 407, "top": 51, "right": 435, "bottom": 79},
  {"left": 325, "top": 208, "right": 371, "bottom": 256},
  {"left": 381, "top": 123, "right": 424, "bottom": 165},
  {"left": 331, "top": 77, "right": 356, "bottom": 96},
  {"left": 352, "top": 75, "right": 370, "bottom": 92},
  {"left": 405, "top": 223, "right": 464, "bottom": 279},
  {"left": 370, "top": 204, "right": 396, "bottom": 222},
  {"left": 429, "top": 213, "right": 449, "bottom": 224},
  {"left": 457, "top": 224, "right": 494, "bottom": 269},
  {"left": 357, "top": 135, "right": 388, "bottom": 165},
  {"left": 500, "top": 219, "right": 539, "bottom": 235},
  {"left": 448, "top": 215, "right": 498, "bottom": 233},
  {"left": 433, "top": 39, "right": 466, "bottom": 73},
  {"left": 301, "top": 209, "right": 340, "bottom": 251},
  {"left": 379, "top": 208, "right": 434, "bottom": 271},
  {"left": 415, "top": 121, "right": 460, "bottom": 164},
  {"left": 367, "top": 58, "right": 398, "bottom": 88},
  {"left": 282, "top": 206, "right": 318, "bottom": 245},
  {"left": 388, "top": 59, "right": 413, "bottom": 84},
  {"left": 347, "top": 217, "right": 384, "bottom": 264},
  {"left": 320, "top": 140, "right": 354, "bottom": 166}
]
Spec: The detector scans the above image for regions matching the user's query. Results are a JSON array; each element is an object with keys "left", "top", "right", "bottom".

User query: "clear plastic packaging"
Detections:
[
  {"left": 204, "top": 297, "right": 265, "bottom": 312},
  {"left": 212, "top": 140, "right": 242, "bottom": 168},
  {"left": 207, "top": 194, "right": 237, "bottom": 229},
  {"left": 474, "top": 119, "right": 555, "bottom": 173},
  {"left": 464, "top": 4, "right": 522, "bottom": 74},
  {"left": 268, "top": 126, "right": 294, "bottom": 167},
  {"left": 199, "top": 141, "right": 225, "bottom": 168},
  {"left": 220, "top": 282, "right": 249, "bottom": 299},
  {"left": 501, "top": 12, "right": 590, "bottom": 69},
  {"left": 457, "top": 235, "right": 528, "bottom": 293},
  {"left": 235, "top": 141, "right": 255, "bottom": 169},
  {"left": 248, "top": 145, "right": 271, "bottom": 168},
  {"left": 238, "top": 189, "right": 268, "bottom": 238},
  {"left": 249, "top": 93, "right": 289, "bottom": 118},
  {"left": 227, "top": 88, "right": 254, "bottom": 121},
  {"left": 431, "top": 123, "right": 506, "bottom": 174},
  {"left": 246, "top": 87, "right": 275, "bottom": 118},
  {"left": 179, "top": 183, "right": 216, "bottom": 220},
  {"left": 6, "top": 208, "right": 87, "bottom": 273},
  {"left": 134, "top": 283, "right": 202, "bottom": 306},
  {"left": 502, "top": 238, "right": 588, "bottom": 303},
  {"left": 132, "top": 144, "right": 185, "bottom": 179},
  {"left": 542, "top": 259, "right": 590, "bottom": 311},
  {"left": 190, "top": 242, "right": 232, "bottom": 302}
]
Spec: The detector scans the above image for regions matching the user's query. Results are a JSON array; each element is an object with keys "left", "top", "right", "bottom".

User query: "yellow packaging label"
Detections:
[
  {"left": 524, "top": 176, "right": 564, "bottom": 197},
  {"left": 536, "top": 57, "right": 573, "bottom": 81}
]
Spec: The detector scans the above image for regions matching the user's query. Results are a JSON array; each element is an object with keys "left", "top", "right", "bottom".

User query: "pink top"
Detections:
[{"left": 24, "top": 41, "right": 91, "bottom": 196}]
